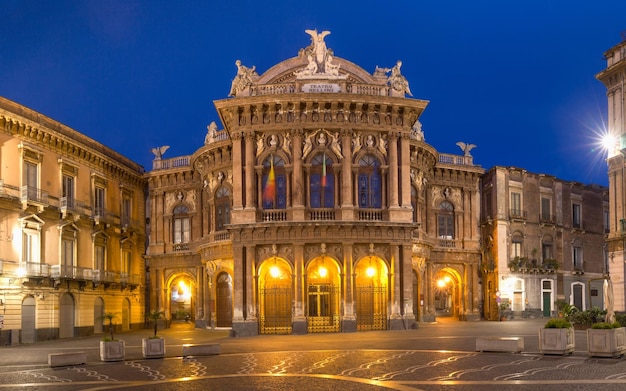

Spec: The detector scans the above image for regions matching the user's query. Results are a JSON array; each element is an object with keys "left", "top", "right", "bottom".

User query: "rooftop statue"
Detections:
[
  {"left": 388, "top": 60, "right": 412, "bottom": 96},
  {"left": 296, "top": 29, "right": 340, "bottom": 77},
  {"left": 229, "top": 60, "right": 258, "bottom": 97}
]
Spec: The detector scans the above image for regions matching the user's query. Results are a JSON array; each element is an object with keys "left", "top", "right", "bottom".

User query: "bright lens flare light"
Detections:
[
  {"left": 270, "top": 265, "right": 281, "bottom": 278},
  {"left": 366, "top": 266, "right": 376, "bottom": 277},
  {"left": 602, "top": 133, "right": 617, "bottom": 154},
  {"left": 437, "top": 279, "right": 446, "bottom": 288},
  {"left": 318, "top": 266, "right": 327, "bottom": 278}
]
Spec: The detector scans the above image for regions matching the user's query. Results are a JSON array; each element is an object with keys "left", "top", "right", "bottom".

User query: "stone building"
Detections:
[
  {"left": 0, "top": 97, "right": 146, "bottom": 344},
  {"left": 598, "top": 36, "right": 626, "bottom": 312},
  {"left": 480, "top": 166, "right": 609, "bottom": 321},
  {"left": 145, "top": 30, "right": 484, "bottom": 336}
]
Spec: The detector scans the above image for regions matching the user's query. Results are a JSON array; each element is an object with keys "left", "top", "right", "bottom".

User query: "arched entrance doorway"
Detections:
[
  {"left": 354, "top": 257, "right": 388, "bottom": 331},
  {"left": 170, "top": 277, "right": 194, "bottom": 321},
  {"left": 21, "top": 296, "right": 36, "bottom": 343},
  {"left": 59, "top": 293, "right": 75, "bottom": 338},
  {"left": 215, "top": 272, "right": 233, "bottom": 327},
  {"left": 306, "top": 257, "right": 341, "bottom": 333},
  {"left": 94, "top": 297, "right": 104, "bottom": 333},
  {"left": 434, "top": 268, "right": 462, "bottom": 318},
  {"left": 258, "top": 258, "right": 292, "bottom": 335}
]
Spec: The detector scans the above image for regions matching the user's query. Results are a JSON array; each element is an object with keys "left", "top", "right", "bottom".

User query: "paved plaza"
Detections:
[{"left": 2, "top": 317, "right": 626, "bottom": 390}]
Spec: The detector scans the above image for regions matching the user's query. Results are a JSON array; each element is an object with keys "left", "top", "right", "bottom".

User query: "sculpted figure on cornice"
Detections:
[
  {"left": 411, "top": 169, "right": 424, "bottom": 190},
  {"left": 229, "top": 60, "right": 258, "bottom": 97},
  {"left": 410, "top": 120, "right": 424, "bottom": 141},
  {"left": 205, "top": 121, "right": 218, "bottom": 145},
  {"left": 282, "top": 132, "right": 292, "bottom": 157},
  {"left": 295, "top": 29, "right": 341, "bottom": 77},
  {"left": 330, "top": 131, "right": 343, "bottom": 159},
  {"left": 388, "top": 60, "right": 412, "bottom": 96},
  {"left": 352, "top": 131, "right": 362, "bottom": 154},
  {"left": 256, "top": 133, "right": 265, "bottom": 157},
  {"left": 377, "top": 133, "right": 388, "bottom": 156}
]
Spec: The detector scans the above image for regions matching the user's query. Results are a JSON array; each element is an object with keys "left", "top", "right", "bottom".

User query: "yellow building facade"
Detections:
[
  {"left": 146, "top": 30, "right": 484, "bottom": 336},
  {"left": 0, "top": 97, "right": 146, "bottom": 344}
]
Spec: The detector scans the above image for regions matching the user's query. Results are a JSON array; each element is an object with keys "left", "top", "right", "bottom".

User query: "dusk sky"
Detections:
[{"left": 2, "top": 1, "right": 626, "bottom": 186}]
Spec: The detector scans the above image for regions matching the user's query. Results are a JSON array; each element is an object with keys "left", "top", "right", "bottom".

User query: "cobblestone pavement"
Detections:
[{"left": 2, "top": 318, "right": 626, "bottom": 390}]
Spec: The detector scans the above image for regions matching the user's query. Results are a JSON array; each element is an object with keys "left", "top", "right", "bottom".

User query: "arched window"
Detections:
[
  {"left": 310, "top": 153, "right": 334, "bottom": 208},
  {"left": 262, "top": 155, "right": 286, "bottom": 209},
  {"left": 215, "top": 186, "right": 231, "bottom": 231},
  {"left": 173, "top": 205, "right": 190, "bottom": 244},
  {"left": 357, "top": 154, "right": 381, "bottom": 208},
  {"left": 437, "top": 201, "right": 454, "bottom": 239}
]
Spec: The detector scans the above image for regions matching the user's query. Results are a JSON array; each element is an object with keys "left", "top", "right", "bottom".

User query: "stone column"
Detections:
[
  {"left": 389, "top": 244, "right": 403, "bottom": 330},
  {"left": 400, "top": 133, "right": 412, "bottom": 207},
  {"left": 292, "top": 129, "right": 305, "bottom": 220},
  {"left": 341, "top": 243, "right": 356, "bottom": 332},
  {"left": 195, "top": 266, "right": 205, "bottom": 327},
  {"left": 341, "top": 129, "right": 354, "bottom": 220},
  {"left": 245, "top": 245, "right": 257, "bottom": 321},
  {"left": 231, "top": 132, "right": 244, "bottom": 210},
  {"left": 292, "top": 244, "right": 307, "bottom": 334},
  {"left": 401, "top": 243, "right": 415, "bottom": 325},
  {"left": 244, "top": 131, "right": 256, "bottom": 209},
  {"left": 232, "top": 243, "right": 257, "bottom": 336},
  {"left": 424, "top": 262, "right": 435, "bottom": 322},
  {"left": 388, "top": 133, "right": 399, "bottom": 208}
]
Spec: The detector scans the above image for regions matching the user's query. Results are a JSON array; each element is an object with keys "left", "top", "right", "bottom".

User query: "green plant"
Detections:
[
  {"left": 591, "top": 321, "right": 622, "bottom": 329},
  {"left": 101, "top": 312, "right": 119, "bottom": 341},
  {"left": 555, "top": 300, "right": 578, "bottom": 320},
  {"left": 615, "top": 313, "right": 626, "bottom": 327},
  {"left": 146, "top": 309, "right": 165, "bottom": 338},
  {"left": 544, "top": 318, "right": 572, "bottom": 328}
]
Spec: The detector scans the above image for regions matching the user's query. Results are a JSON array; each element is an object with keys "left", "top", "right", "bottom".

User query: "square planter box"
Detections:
[
  {"left": 100, "top": 340, "right": 125, "bottom": 362},
  {"left": 539, "top": 327, "right": 575, "bottom": 355},
  {"left": 142, "top": 337, "right": 166, "bottom": 358},
  {"left": 587, "top": 327, "right": 626, "bottom": 358}
]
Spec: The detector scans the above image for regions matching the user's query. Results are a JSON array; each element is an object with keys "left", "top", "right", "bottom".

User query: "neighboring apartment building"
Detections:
[
  {"left": 0, "top": 97, "right": 146, "bottom": 344},
  {"left": 145, "top": 30, "right": 484, "bottom": 336},
  {"left": 481, "top": 167, "right": 609, "bottom": 321},
  {"left": 598, "top": 37, "right": 626, "bottom": 313}
]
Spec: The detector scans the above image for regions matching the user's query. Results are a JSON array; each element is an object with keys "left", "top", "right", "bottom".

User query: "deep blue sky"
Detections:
[{"left": 2, "top": 1, "right": 625, "bottom": 186}]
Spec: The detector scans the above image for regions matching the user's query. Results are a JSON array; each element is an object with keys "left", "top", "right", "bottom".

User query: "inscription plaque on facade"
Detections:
[{"left": 302, "top": 83, "right": 340, "bottom": 93}]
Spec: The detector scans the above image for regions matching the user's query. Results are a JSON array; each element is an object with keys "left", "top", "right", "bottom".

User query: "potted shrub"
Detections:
[
  {"left": 587, "top": 321, "right": 626, "bottom": 358},
  {"left": 539, "top": 318, "right": 575, "bottom": 355},
  {"left": 100, "top": 312, "right": 125, "bottom": 362},
  {"left": 142, "top": 310, "right": 166, "bottom": 358}
]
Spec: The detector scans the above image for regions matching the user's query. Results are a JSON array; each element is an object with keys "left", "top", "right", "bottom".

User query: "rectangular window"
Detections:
[
  {"left": 62, "top": 239, "right": 74, "bottom": 267},
  {"left": 22, "top": 231, "right": 40, "bottom": 263},
  {"left": 24, "top": 160, "right": 38, "bottom": 200},
  {"left": 572, "top": 203, "right": 581, "bottom": 228},
  {"left": 122, "top": 251, "right": 131, "bottom": 274},
  {"left": 604, "top": 209, "right": 610, "bottom": 233},
  {"left": 94, "top": 186, "right": 105, "bottom": 217},
  {"left": 542, "top": 243, "right": 553, "bottom": 260},
  {"left": 174, "top": 217, "right": 190, "bottom": 243},
  {"left": 573, "top": 246, "right": 583, "bottom": 270},
  {"left": 512, "top": 241, "right": 522, "bottom": 258},
  {"left": 95, "top": 244, "right": 105, "bottom": 271},
  {"left": 541, "top": 197, "right": 551, "bottom": 221},
  {"left": 62, "top": 174, "right": 75, "bottom": 208},
  {"left": 437, "top": 215, "right": 454, "bottom": 239},
  {"left": 510, "top": 192, "right": 521, "bottom": 217},
  {"left": 121, "top": 197, "right": 131, "bottom": 227}
]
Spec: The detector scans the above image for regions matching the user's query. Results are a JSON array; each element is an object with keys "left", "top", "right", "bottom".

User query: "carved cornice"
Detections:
[{"left": 0, "top": 112, "right": 145, "bottom": 187}]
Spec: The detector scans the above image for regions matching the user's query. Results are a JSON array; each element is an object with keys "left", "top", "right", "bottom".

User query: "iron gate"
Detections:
[
  {"left": 307, "top": 284, "right": 340, "bottom": 333},
  {"left": 259, "top": 286, "right": 292, "bottom": 334},
  {"left": 355, "top": 285, "right": 388, "bottom": 331}
]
